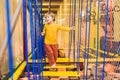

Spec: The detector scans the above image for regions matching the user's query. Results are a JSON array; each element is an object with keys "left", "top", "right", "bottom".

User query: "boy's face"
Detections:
[{"left": 45, "top": 15, "right": 53, "bottom": 24}]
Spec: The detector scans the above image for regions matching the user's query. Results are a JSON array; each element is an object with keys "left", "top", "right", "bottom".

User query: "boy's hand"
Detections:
[
  {"left": 71, "top": 26, "right": 76, "bottom": 30},
  {"left": 41, "top": 32, "right": 45, "bottom": 36}
]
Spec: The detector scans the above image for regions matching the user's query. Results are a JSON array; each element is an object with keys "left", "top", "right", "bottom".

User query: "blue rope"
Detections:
[
  {"left": 33, "top": 0, "right": 37, "bottom": 79},
  {"left": 28, "top": 0, "right": 36, "bottom": 79},
  {"left": 22, "top": 0, "right": 30, "bottom": 79},
  {"left": 95, "top": 0, "right": 100, "bottom": 79},
  {"left": 36, "top": 14, "right": 40, "bottom": 75},
  {"left": 36, "top": 0, "right": 45, "bottom": 77},
  {"left": 102, "top": 0, "right": 109, "bottom": 80},
  {"left": 5, "top": 0, "right": 14, "bottom": 79},
  {"left": 38, "top": 2, "right": 46, "bottom": 74},
  {"left": 35, "top": 0, "right": 45, "bottom": 78},
  {"left": 36, "top": 15, "right": 42, "bottom": 78}
]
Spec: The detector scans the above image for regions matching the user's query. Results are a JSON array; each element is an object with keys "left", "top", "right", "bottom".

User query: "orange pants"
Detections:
[{"left": 44, "top": 44, "right": 58, "bottom": 66}]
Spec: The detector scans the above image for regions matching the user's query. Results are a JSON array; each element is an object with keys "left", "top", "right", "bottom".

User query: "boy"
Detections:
[{"left": 41, "top": 12, "right": 75, "bottom": 67}]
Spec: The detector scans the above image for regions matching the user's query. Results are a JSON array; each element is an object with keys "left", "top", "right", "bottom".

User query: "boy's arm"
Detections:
[{"left": 58, "top": 25, "right": 75, "bottom": 31}]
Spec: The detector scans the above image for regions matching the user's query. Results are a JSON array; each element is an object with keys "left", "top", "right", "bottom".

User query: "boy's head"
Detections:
[{"left": 44, "top": 12, "right": 55, "bottom": 24}]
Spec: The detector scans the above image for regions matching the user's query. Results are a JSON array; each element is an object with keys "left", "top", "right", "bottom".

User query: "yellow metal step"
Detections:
[
  {"left": 42, "top": 71, "right": 80, "bottom": 76},
  {"left": 44, "top": 65, "right": 76, "bottom": 69}
]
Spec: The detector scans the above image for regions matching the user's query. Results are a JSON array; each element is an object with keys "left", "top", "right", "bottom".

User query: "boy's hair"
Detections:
[{"left": 44, "top": 12, "right": 55, "bottom": 21}]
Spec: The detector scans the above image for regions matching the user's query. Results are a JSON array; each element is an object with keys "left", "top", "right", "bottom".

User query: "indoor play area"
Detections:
[{"left": 0, "top": 0, "right": 120, "bottom": 80}]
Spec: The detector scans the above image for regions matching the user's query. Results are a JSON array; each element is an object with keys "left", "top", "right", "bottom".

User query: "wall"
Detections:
[{"left": 0, "top": 0, "right": 31, "bottom": 74}]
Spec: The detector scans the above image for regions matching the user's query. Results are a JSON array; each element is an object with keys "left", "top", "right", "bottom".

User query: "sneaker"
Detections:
[{"left": 51, "top": 64, "right": 56, "bottom": 67}]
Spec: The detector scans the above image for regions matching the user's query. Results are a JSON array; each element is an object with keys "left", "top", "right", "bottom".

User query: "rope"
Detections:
[
  {"left": 34, "top": 0, "right": 37, "bottom": 49},
  {"left": 109, "top": 0, "right": 113, "bottom": 49},
  {"left": 73, "top": 0, "right": 76, "bottom": 63},
  {"left": 85, "top": 0, "right": 92, "bottom": 79},
  {"left": 5, "top": 0, "right": 14, "bottom": 79},
  {"left": 33, "top": 0, "right": 38, "bottom": 79},
  {"left": 102, "top": 0, "right": 109, "bottom": 80},
  {"left": 77, "top": 0, "right": 82, "bottom": 74},
  {"left": 68, "top": 0, "right": 73, "bottom": 59},
  {"left": 22, "top": 0, "right": 30, "bottom": 79},
  {"left": 36, "top": 8, "right": 40, "bottom": 76},
  {"left": 68, "top": 0, "right": 72, "bottom": 60},
  {"left": 28, "top": 0, "right": 36, "bottom": 79},
  {"left": 84, "top": 0, "right": 89, "bottom": 79},
  {"left": 37, "top": 0, "right": 45, "bottom": 78},
  {"left": 95, "top": 0, "right": 100, "bottom": 79}
]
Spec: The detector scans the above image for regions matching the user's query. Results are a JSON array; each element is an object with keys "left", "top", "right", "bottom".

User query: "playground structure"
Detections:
[{"left": 0, "top": 0, "right": 120, "bottom": 80}]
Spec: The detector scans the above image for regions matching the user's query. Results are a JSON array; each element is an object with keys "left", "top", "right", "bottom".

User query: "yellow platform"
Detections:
[
  {"left": 44, "top": 65, "right": 76, "bottom": 69},
  {"left": 29, "top": 57, "right": 120, "bottom": 63}
]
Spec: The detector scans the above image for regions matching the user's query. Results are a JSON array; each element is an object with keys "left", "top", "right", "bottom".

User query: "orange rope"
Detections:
[{"left": 109, "top": 0, "right": 113, "bottom": 49}]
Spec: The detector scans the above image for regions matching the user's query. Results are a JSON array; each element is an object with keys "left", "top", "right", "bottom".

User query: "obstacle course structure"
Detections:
[{"left": 0, "top": 0, "right": 120, "bottom": 80}]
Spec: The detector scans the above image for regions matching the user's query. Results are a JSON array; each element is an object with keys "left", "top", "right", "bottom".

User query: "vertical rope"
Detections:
[
  {"left": 68, "top": 0, "right": 72, "bottom": 60},
  {"left": 28, "top": 0, "right": 36, "bottom": 79},
  {"left": 35, "top": 7, "right": 40, "bottom": 78},
  {"left": 102, "top": 0, "right": 109, "bottom": 80},
  {"left": 77, "top": 0, "right": 82, "bottom": 74},
  {"left": 33, "top": 0, "right": 37, "bottom": 78},
  {"left": 73, "top": 0, "right": 76, "bottom": 63},
  {"left": 22, "top": 0, "right": 30, "bottom": 79},
  {"left": 37, "top": 0, "right": 44, "bottom": 79},
  {"left": 84, "top": 0, "right": 89, "bottom": 79},
  {"left": 85, "top": 0, "right": 92, "bottom": 79},
  {"left": 109, "top": 0, "right": 113, "bottom": 49},
  {"left": 5, "top": 0, "right": 14, "bottom": 79},
  {"left": 95, "top": 0, "right": 100, "bottom": 79},
  {"left": 34, "top": 0, "right": 37, "bottom": 49}
]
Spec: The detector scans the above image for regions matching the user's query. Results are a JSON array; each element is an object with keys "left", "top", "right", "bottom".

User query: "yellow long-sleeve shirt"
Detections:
[{"left": 43, "top": 23, "right": 71, "bottom": 44}]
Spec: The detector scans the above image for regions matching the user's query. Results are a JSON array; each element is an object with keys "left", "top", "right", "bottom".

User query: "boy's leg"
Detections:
[
  {"left": 44, "top": 44, "right": 55, "bottom": 66},
  {"left": 51, "top": 44, "right": 59, "bottom": 62}
]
